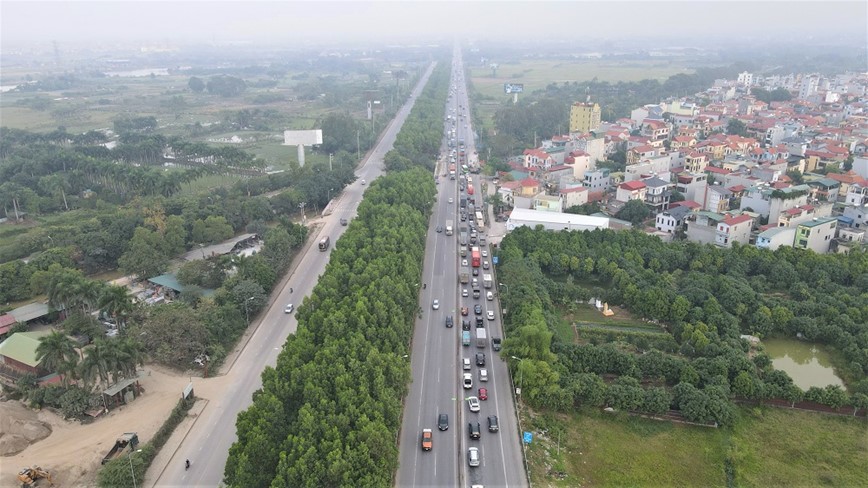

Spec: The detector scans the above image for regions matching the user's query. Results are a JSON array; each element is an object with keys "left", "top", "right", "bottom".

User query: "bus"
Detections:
[
  {"left": 475, "top": 211, "right": 485, "bottom": 231},
  {"left": 318, "top": 236, "right": 330, "bottom": 251},
  {"left": 471, "top": 247, "right": 481, "bottom": 268}
]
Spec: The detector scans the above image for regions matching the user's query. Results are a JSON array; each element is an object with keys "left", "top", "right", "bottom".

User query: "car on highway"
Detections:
[
  {"left": 462, "top": 319, "right": 471, "bottom": 331},
  {"left": 476, "top": 317, "right": 484, "bottom": 327},
  {"left": 483, "top": 261, "right": 490, "bottom": 270},
  {"left": 475, "top": 352, "right": 485, "bottom": 366},
  {"left": 478, "top": 387, "right": 488, "bottom": 400},
  {"left": 482, "top": 250, "right": 488, "bottom": 257},
  {"left": 448, "top": 197, "right": 454, "bottom": 204},
  {"left": 473, "top": 289, "right": 481, "bottom": 299},
  {"left": 488, "top": 415, "right": 499, "bottom": 432},
  {"left": 432, "top": 299, "right": 440, "bottom": 310},
  {"left": 445, "top": 316, "right": 453, "bottom": 328},
  {"left": 472, "top": 268, "right": 479, "bottom": 276},
  {"left": 467, "top": 396, "right": 480, "bottom": 412},
  {"left": 462, "top": 288, "right": 469, "bottom": 297},
  {"left": 421, "top": 429, "right": 433, "bottom": 451},
  {"left": 468, "top": 447, "right": 480, "bottom": 467},
  {"left": 462, "top": 259, "right": 468, "bottom": 266},
  {"left": 487, "top": 310, "right": 495, "bottom": 321},
  {"left": 436, "top": 225, "right": 442, "bottom": 233},
  {"left": 479, "top": 369, "right": 488, "bottom": 382},
  {"left": 461, "top": 306, "right": 469, "bottom": 316},
  {"left": 468, "top": 421, "right": 481, "bottom": 439},
  {"left": 284, "top": 303, "right": 294, "bottom": 314},
  {"left": 340, "top": 218, "right": 348, "bottom": 226},
  {"left": 474, "top": 304, "right": 482, "bottom": 315},
  {"left": 463, "top": 358, "right": 471, "bottom": 370},
  {"left": 463, "top": 373, "right": 473, "bottom": 389},
  {"left": 486, "top": 291, "right": 494, "bottom": 301},
  {"left": 361, "top": 179, "right": 366, "bottom": 185},
  {"left": 438, "top": 413, "right": 449, "bottom": 431}
]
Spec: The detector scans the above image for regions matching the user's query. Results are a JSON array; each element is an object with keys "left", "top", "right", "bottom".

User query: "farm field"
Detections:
[
  {"left": 468, "top": 59, "right": 694, "bottom": 99},
  {"left": 524, "top": 406, "right": 868, "bottom": 487}
]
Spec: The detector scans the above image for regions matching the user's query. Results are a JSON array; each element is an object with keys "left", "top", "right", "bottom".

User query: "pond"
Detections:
[{"left": 763, "top": 337, "right": 844, "bottom": 390}]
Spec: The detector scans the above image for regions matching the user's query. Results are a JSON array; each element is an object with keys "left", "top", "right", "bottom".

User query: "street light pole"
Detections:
[{"left": 128, "top": 449, "right": 143, "bottom": 488}]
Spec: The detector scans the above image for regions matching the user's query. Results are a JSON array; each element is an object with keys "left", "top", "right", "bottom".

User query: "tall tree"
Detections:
[{"left": 35, "top": 330, "right": 80, "bottom": 385}]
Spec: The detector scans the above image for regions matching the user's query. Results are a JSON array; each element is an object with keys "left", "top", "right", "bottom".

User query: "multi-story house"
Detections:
[
  {"left": 845, "top": 184, "right": 868, "bottom": 206},
  {"left": 794, "top": 217, "right": 837, "bottom": 253},
  {"left": 643, "top": 177, "right": 671, "bottom": 213},
  {"left": 559, "top": 186, "right": 589, "bottom": 209},
  {"left": 523, "top": 149, "right": 554, "bottom": 169},
  {"left": 842, "top": 204, "right": 868, "bottom": 229},
  {"left": 569, "top": 102, "right": 601, "bottom": 134},
  {"left": 671, "top": 136, "right": 697, "bottom": 150},
  {"left": 684, "top": 151, "right": 709, "bottom": 173},
  {"left": 740, "top": 183, "right": 810, "bottom": 222},
  {"left": 583, "top": 169, "right": 611, "bottom": 191},
  {"left": 564, "top": 150, "right": 594, "bottom": 180},
  {"left": 715, "top": 214, "right": 754, "bottom": 248},
  {"left": 533, "top": 193, "right": 563, "bottom": 213},
  {"left": 616, "top": 180, "right": 647, "bottom": 203},
  {"left": 641, "top": 119, "right": 670, "bottom": 141},
  {"left": 756, "top": 227, "right": 797, "bottom": 250},
  {"left": 776, "top": 204, "right": 833, "bottom": 227},
  {"left": 675, "top": 172, "right": 708, "bottom": 204},
  {"left": 705, "top": 185, "right": 733, "bottom": 213},
  {"left": 627, "top": 144, "right": 657, "bottom": 164},
  {"left": 655, "top": 205, "right": 691, "bottom": 234}
]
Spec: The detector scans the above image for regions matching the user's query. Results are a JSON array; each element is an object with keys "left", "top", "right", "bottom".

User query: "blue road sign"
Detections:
[
  {"left": 492, "top": 256, "right": 499, "bottom": 265},
  {"left": 523, "top": 431, "right": 532, "bottom": 444}
]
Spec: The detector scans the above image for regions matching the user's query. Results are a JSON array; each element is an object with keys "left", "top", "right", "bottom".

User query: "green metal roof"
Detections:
[
  {"left": 797, "top": 216, "right": 837, "bottom": 228},
  {"left": 0, "top": 330, "right": 51, "bottom": 367}
]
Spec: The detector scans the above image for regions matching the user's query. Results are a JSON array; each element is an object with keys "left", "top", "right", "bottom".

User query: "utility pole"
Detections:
[
  {"left": 299, "top": 202, "right": 307, "bottom": 223},
  {"left": 357, "top": 130, "right": 361, "bottom": 161},
  {"left": 329, "top": 153, "right": 333, "bottom": 172}
]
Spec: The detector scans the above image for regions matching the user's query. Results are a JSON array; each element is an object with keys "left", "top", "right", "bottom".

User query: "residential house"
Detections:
[
  {"left": 570, "top": 135, "right": 606, "bottom": 162},
  {"left": 641, "top": 119, "right": 670, "bottom": 141},
  {"left": 671, "top": 136, "right": 697, "bottom": 150},
  {"left": 523, "top": 149, "right": 554, "bottom": 169},
  {"left": 675, "top": 172, "right": 709, "bottom": 204},
  {"left": 827, "top": 171, "right": 868, "bottom": 199},
  {"left": 616, "top": 180, "right": 647, "bottom": 203},
  {"left": 756, "top": 227, "right": 797, "bottom": 250},
  {"left": 564, "top": 151, "right": 593, "bottom": 179},
  {"left": 497, "top": 180, "right": 521, "bottom": 207},
  {"left": 794, "top": 217, "right": 837, "bottom": 253},
  {"left": 569, "top": 102, "right": 601, "bottom": 134},
  {"left": 705, "top": 185, "right": 733, "bottom": 213},
  {"left": 627, "top": 144, "right": 658, "bottom": 164},
  {"left": 655, "top": 205, "right": 691, "bottom": 233},
  {"left": 0, "top": 330, "right": 52, "bottom": 378},
  {"left": 740, "top": 183, "right": 811, "bottom": 222},
  {"left": 845, "top": 184, "right": 868, "bottom": 206},
  {"left": 685, "top": 211, "right": 727, "bottom": 245},
  {"left": 685, "top": 151, "right": 709, "bottom": 173},
  {"left": 715, "top": 214, "right": 754, "bottom": 248},
  {"left": 842, "top": 204, "right": 868, "bottom": 229},
  {"left": 533, "top": 193, "right": 563, "bottom": 213},
  {"left": 560, "top": 186, "right": 589, "bottom": 209},
  {"left": 583, "top": 169, "right": 611, "bottom": 191},
  {"left": 643, "top": 177, "right": 671, "bottom": 213},
  {"left": 776, "top": 204, "right": 833, "bottom": 227}
]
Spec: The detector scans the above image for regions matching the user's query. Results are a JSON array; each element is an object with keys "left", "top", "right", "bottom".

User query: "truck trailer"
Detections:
[{"left": 476, "top": 328, "right": 487, "bottom": 348}]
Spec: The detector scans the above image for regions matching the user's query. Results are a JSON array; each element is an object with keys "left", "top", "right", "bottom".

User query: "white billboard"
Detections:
[{"left": 283, "top": 129, "right": 322, "bottom": 146}]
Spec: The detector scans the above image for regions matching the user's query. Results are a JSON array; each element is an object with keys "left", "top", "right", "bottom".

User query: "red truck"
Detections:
[
  {"left": 467, "top": 184, "right": 474, "bottom": 195},
  {"left": 471, "top": 247, "right": 481, "bottom": 268}
]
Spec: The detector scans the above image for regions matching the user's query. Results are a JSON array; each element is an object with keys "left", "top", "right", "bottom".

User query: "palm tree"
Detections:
[
  {"left": 99, "top": 285, "right": 134, "bottom": 329},
  {"left": 116, "top": 338, "right": 146, "bottom": 379},
  {"left": 35, "top": 330, "right": 79, "bottom": 386},
  {"left": 79, "top": 339, "right": 112, "bottom": 388}
]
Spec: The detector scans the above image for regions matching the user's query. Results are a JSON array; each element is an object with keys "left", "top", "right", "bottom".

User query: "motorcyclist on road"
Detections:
[{"left": 185, "top": 459, "right": 190, "bottom": 470}]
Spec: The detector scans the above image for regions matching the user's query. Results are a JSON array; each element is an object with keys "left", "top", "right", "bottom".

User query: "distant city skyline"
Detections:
[{"left": 2, "top": 1, "right": 866, "bottom": 47}]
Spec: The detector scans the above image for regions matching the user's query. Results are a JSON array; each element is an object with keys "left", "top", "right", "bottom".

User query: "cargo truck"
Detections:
[
  {"left": 459, "top": 272, "right": 469, "bottom": 284},
  {"left": 476, "top": 328, "right": 487, "bottom": 348},
  {"left": 471, "top": 247, "right": 481, "bottom": 267},
  {"left": 459, "top": 227, "right": 468, "bottom": 246},
  {"left": 102, "top": 433, "right": 139, "bottom": 465},
  {"left": 483, "top": 274, "right": 492, "bottom": 288},
  {"left": 445, "top": 220, "right": 454, "bottom": 236}
]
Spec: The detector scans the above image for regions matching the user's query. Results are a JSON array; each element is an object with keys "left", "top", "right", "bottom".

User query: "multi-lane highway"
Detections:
[
  {"left": 150, "top": 63, "right": 436, "bottom": 488},
  {"left": 396, "top": 48, "right": 527, "bottom": 488}
]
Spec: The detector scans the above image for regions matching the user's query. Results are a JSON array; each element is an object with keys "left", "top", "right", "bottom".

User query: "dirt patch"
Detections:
[
  {"left": 0, "top": 364, "right": 194, "bottom": 488},
  {"left": 0, "top": 401, "right": 52, "bottom": 456}
]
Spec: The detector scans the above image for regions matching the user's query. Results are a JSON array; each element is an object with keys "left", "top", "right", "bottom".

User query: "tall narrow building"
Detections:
[{"left": 569, "top": 102, "right": 601, "bottom": 134}]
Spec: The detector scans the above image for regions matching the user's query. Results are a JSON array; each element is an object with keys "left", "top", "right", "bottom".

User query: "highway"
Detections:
[
  {"left": 395, "top": 48, "right": 527, "bottom": 488},
  {"left": 151, "top": 62, "right": 436, "bottom": 488}
]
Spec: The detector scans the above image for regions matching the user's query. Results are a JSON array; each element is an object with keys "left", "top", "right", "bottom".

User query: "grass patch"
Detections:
[
  {"left": 525, "top": 406, "right": 868, "bottom": 487},
  {"left": 565, "top": 304, "right": 656, "bottom": 329}
]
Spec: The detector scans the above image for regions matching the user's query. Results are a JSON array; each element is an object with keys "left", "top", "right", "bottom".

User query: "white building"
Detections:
[
  {"left": 756, "top": 227, "right": 797, "bottom": 251},
  {"left": 506, "top": 207, "right": 609, "bottom": 233}
]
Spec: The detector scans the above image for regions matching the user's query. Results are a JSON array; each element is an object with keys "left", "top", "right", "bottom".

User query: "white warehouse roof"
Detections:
[{"left": 506, "top": 208, "right": 609, "bottom": 232}]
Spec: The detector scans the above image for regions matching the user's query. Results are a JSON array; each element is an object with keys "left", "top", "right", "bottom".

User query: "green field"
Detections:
[
  {"left": 469, "top": 59, "right": 694, "bottom": 99},
  {"left": 524, "top": 406, "right": 868, "bottom": 487}
]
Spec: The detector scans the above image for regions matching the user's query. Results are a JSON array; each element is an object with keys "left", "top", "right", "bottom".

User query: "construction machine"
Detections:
[{"left": 17, "top": 466, "right": 53, "bottom": 487}]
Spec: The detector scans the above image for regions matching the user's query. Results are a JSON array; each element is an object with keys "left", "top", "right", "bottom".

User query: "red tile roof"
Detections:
[
  {"left": 705, "top": 166, "right": 731, "bottom": 175},
  {"left": 620, "top": 180, "right": 647, "bottom": 191},
  {"left": 671, "top": 200, "right": 702, "bottom": 209},
  {"left": 723, "top": 214, "right": 753, "bottom": 226},
  {"left": 520, "top": 177, "right": 540, "bottom": 187},
  {"left": 728, "top": 184, "right": 746, "bottom": 192},
  {"left": 561, "top": 186, "right": 588, "bottom": 194}
]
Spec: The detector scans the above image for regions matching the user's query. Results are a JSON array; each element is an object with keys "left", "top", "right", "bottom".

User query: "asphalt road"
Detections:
[
  {"left": 152, "top": 62, "right": 436, "bottom": 488},
  {"left": 395, "top": 49, "right": 527, "bottom": 488}
]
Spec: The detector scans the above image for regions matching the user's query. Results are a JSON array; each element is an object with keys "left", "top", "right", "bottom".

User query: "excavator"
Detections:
[{"left": 17, "top": 466, "right": 53, "bottom": 488}]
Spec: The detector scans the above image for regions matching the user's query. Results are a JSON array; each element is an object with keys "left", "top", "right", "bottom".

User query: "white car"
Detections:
[
  {"left": 448, "top": 197, "right": 454, "bottom": 204},
  {"left": 463, "top": 358, "right": 471, "bottom": 370},
  {"left": 468, "top": 447, "right": 480, "bottom": 467},
  {"left": 487, "top": 310, "right": 495, "bottom": 320},
  {"left": 463, "top": 373, "right": 473, "bottom": 389},
  {"left": 284, "top": 303, "right": 294, "bottom": 314},
  {"left": 432, "top": 299, "right": 440, "bottom": 310},
  {"left": 467, "top": 396, "right": 480, "bottom": 412},
  {"left": 462, "top": 259, "right": 468, "bottom": 266},
  {"left": 360, "top": 179, "right": 366, "bottom": 185},
  {"left": 462, "top": 288, "right": 469, "bottom": 297},
  {"left": 482, "top": 250, "right": 488, "bottom": 257}
]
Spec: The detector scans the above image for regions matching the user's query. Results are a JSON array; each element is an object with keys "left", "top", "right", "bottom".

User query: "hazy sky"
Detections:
[{"left": 2, "top": 1, "right": 866, "bottom": 45}]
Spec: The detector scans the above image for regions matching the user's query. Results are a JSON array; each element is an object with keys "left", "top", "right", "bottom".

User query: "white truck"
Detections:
[
  {"left": 445, "top": 220, "right": 454, "bottom": 236},
  {"left": 476, "top": 328, "right": 487, "bottom": 348},
  {"left": 483, "top": 274, "right": 493, "bottom": 289}
]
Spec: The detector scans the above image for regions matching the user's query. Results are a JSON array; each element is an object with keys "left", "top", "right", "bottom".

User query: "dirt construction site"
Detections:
[{"left": 0, "top": 364, "right": 231, "bottom": 487}]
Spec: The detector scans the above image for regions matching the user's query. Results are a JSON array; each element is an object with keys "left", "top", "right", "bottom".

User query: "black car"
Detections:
[
  {"left": 475, "top": 352, "right": 485, "bottom": 366},
  {"left": 436, "top": 225, "right": 443, "bottom": 233},
  {"left": 488, "top": 415, "right": 499, "bottom": 432},
  {"left": 462, "top": 319, "right": 471, "bottom": 331},
  {"left": 468, "top": 421, "right": 481, "bottom": 439},
  {"left": 438, "top": 413, "right": 449, "bottom": 431},
  {"left": 445, "top": 316, "right": 454, "bottom": 328},
  {"left": 474, "top": 304, "right": 482, "bottom": 315},
  {"left": 476, "top": 317, "right": 484, "bottom": 327},
  {"left": 472, "top": 268, "right": 479, "bottom": 276},
  {"left": 340, "top": 218, "right": 348, "bottom": 226}
]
